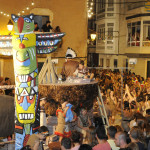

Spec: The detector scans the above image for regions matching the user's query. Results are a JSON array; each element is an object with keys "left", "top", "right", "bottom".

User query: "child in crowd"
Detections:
[{"left": 54, "top": 98, "right": 69, "bottom": 141}]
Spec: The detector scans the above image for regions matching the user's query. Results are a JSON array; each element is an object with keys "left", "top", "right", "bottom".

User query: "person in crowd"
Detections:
[
  {"left": 61, "top": 137, "right": 72, "bottom": 150},
  {"left": 71, "top": 131, "right": 81, "bottom": 150},
  {"left": 127, "top": 142, "right": 139, "bottom": 150},
  {"left": 78, "top": 144, "right": 92, "bottom": 150},
  {"left": 73, "top": 60, "right": 89, "bottom": 79},
  {"left": 42, "top": 20, "right": 53, "bottom": 32},
  {"left": 26, "top": 126, "right": 49, "bottom": 150},
  {"left": 86, "top": 126, "right": 97, "bottom": 147},
  {"left": 54, "top": 26, "right": 62, "bottom": 47},
  {"left": 54, "top": 26, "right": 61, "bottom": 32},
  {"left": 115, "top": 131, "right": 128, "bottom": 149},
  {"left": 34, "top": 22, "right": 40, "bottom": 32},
  {"left": 121, "top": 101, "right": 133, "bottom": 133},
  {"left": 61, "top": 47, "right": 79, "bottom": 80},
  {"left": 129, "top": 126, "right": 147, "bottom": 150},
  {"left": 107, "top": 126, "right": 120, "bottom": 150},
  {"left": 93, "top": 126, "right": 111, "bottom": 150},
  {"left": 54, "top": 98, "right": 69, "bottom": 141},
  {"left": 76, "top": 107, "right": 91, "bottom": 142},
  {"left": 114, "top": 125, "right": 124, "bottom": 132}
]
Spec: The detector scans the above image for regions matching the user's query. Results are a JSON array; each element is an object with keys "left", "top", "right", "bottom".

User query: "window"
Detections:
[
  {"left": 107, "top": 23, "right": 114, "bottom": 44},
  {"left": 106, "top": 59, "right": 110, "bottom": 67},
  {"left": 97, "top": 24, "right": 105, "bottom": 45},
  {"left": 127, "top": 1, "right": 145, "bottom": 10},
  {"left": 108, "top": 0, "right": 114, "bottom": 7},
  {"left": 127, "top": 21, "right": 141, "bottom": 47},
  {"left": 143, "top": 21, "right": 150, "bottom": 46},
  {"left": 97, "top": 0, "right": 105, "bottom": 13},
  {"left": 34, "top": 15, "right": 49, "bottom": 32},
  {"left": 100, "top": 58, "right": 104, "bottom": 67}
]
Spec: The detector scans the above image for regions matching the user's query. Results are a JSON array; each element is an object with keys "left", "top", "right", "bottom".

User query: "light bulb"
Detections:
[
  {"left": 26, "top": 7, "right": 29, "bottom": 10},
  {"left": 22, "top": 10, "right": 25, "bottom": 13},
  {"left": 31, "top": 2, "right": 34, "bottom": 5},
  {"left": 4, "top": 13, "right": 6, "bottom": 16},
  {"left": 1, "top": 12, "right": 3, "bottom": 14}
]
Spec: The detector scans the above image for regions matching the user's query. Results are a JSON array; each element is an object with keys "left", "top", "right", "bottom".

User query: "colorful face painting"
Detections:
[
  {"left": 11, "top": 14, "right": 40, "bottom": 150},
  {"left": 11, "top": 13, "right": 65, "bottom": 149}
]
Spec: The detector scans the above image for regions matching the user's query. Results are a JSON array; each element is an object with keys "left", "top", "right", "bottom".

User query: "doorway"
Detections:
[{"left": 147, "top": 61, "right": 150, "bottom": 78}]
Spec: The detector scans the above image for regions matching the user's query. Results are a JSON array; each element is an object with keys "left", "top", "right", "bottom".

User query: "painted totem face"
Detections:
[
  {"left": 11, "top": 14, "right": 38, "bottom": 124},
  {"left": 11, "top": 14, "right": 34, "bottom": 33}
]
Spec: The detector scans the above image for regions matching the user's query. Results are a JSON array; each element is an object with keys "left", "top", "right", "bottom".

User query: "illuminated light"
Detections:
[
  {"left": 88, "top": 14, "right": 92, "bottom": 18},
  {"left": 22, "top": 10, "right": 25, "bottom": 13},
  {"left": 26, "top": 7, "right": 29, "bottom": 10},
  {"left": 7, "top": 14, "right": 9, "bottom": 17},
  {"left": 31, "top": 2, "right": 34, "bottom": 5},
  {"left": 1, "top": 12, "right": 3, "bottom": 14},
  {"left": 18, "top": 13, "right": 21, "bottom": 16},
  {"left": 7, "top": 19, "right": 13, "bottom": 31},
  {"left": 90, "top": 7, "right": 92, "bottom": 10},
  {"left": 91, "top": 34, "right": 96, "bottom": 41},
  {"left": 91, "top": 3, "right": 93, "bottom": 5},
  {"left": 88, "top": 9, "right": 91, "bottom": 12},
  {"left": 91, "top": 12, "right": 93, "bottom": 15}
]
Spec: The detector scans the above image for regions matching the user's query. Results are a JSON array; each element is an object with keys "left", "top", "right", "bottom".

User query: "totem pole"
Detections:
[{"left": 11, "top": 14, "right": 65, "bottom": 149}]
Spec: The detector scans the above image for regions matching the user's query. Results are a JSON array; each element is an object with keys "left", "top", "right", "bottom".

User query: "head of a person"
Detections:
[
  {"left": 61, "top": 137, "right": 71, "bottom": 150},
  {"left": 46, "top": 20, "right": 50, "bottom": 26},
  {"left": 128, "top": 142, "right": 139, "bottom": 150},
  {"left": 115, "top": 132, "right": 127, "bottom": 147},
  {"left": 124, "top": 101, "right": 129, "bottom": 110},
  {"left": 107, "top": 126, "right": 117, "bottom": 139},
  {"left": 96, "top": 126, "right": 108, "bottom": 141},
  {"left": 114, "top": 125, "right": 123, "bottom": 132},
  {"left": 78, "top": 144, "right": 92, "bottom": 150},
  {"left": 79, "top": 60, "right": 84, "bottom": 69},
  {"left": 80, "top": 107, "right": 87, "bottom": 116},
  {"left": 5, "top": 77, "right": 11, "bottom": 84},
  {"left": 60, "top": 97, "right": 68, "bottom": 109},
  {"left": 129, "top": 126, "right": 143, "bottom": 142},
  {"left": 71, "top": 131, "right": 81, "bottom": 144},
  {"left": 38, "top": 126, "right": 49, "bottom": 140}
]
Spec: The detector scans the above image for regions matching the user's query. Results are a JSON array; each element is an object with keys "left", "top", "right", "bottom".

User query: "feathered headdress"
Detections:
[{"left": 65, "top": 47, "right": 77, "bottom": 59}]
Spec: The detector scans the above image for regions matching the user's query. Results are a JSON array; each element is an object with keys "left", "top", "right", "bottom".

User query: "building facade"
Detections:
[{"left": 93, "top": 0, "right": 150, "bottom": 78}]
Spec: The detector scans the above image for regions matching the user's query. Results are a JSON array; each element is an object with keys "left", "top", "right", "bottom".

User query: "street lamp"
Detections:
[
  {"left": 90, "top": 33, "right": 96, "bottom": 41},
  {"left": 7, "top": 19, "right": 13, "bottom": 35}
]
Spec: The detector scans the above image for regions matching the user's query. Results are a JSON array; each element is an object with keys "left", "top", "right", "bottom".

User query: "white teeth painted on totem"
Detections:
[
  {"left": 25, "top": 75, "right": 29, "bottom": 82},
  {"left": 28, "top": 114, "right": 31, "bottom": 119},
  {"left": 25, "top": 114, "right": 27, "bottom": 119},
  {"left": 18, "top": 75, "right": 29, "bottom": 82},
  {"left": 19, "top": 113, "right": 34, "bottom": 120},
  {"left": 19, "top": 114, "right": 22, "bottom": 120},
  {"left": 31, "top": 114, "right": 34, "bottom": 118}
]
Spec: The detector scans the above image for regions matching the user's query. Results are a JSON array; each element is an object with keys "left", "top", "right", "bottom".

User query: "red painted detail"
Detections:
[
  {"left": 19, "top": 43, "right": 25, "bottom": 49},
  {"left": 33, "top": 126, "right": 40, "bottom": 131},
  {"left": 23, "top": 134, "right": 30, "bottom": 147},
  {"left": 27, "top": 76, "right": 32, "bottom": 82},
  {"left": 17, "top": 17, "right": 24, "bottom": 33},
  {"left": 15, "top": 125, "right": 23, "bottom": 129},
  {"left": 16, "top": 57, "right": 29, "bottom": 63}
]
